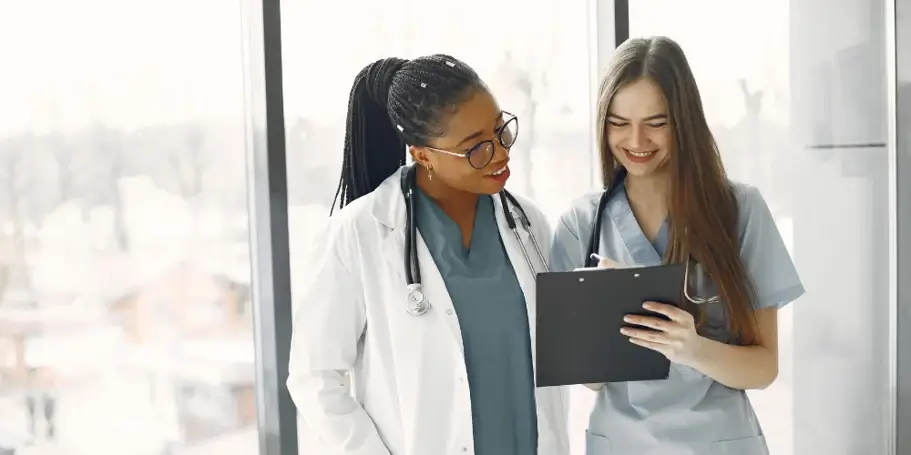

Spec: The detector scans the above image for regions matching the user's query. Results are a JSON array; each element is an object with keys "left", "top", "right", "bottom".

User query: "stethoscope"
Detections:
[
  {"left": 400, "top": 164, "right": 550, "bottom": 316},
  {"left": 584, "top": 168, "right": 720, "bottom": 305}
]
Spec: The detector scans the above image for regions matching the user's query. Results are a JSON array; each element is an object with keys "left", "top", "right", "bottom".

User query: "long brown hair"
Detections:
[{"left": 596, "top": 36, "right": 759, "bottom": 344}]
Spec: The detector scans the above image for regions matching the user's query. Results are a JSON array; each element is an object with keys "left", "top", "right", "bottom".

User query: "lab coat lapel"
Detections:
[
  {"left": 375, "top": 168, "right": 410, "bottom": 285},
  {"left": 492, "top": 195, "right": 540, "bottom": 371},
  {"left": 375, "top": 168, "right": 465, "bottom": 354}
]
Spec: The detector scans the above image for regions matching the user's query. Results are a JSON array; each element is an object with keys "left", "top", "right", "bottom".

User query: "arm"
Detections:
[
  {"left": 689, "top": 307, "right": 778, "bottom": 389},
  {"left": 287, "top": 223, "right": 390, "bottom": 455},
  {"left": 549, "top": 212, "right": 584, "bottom": 275},
  {"left": 623, "top": 303, "right": 778, "bottom": 390},
  {"left": 625, "top": 185, "right": 804, "bottom": 391},
  {"left": 691, "top": 185, "right": 802, "bottom": 389}
]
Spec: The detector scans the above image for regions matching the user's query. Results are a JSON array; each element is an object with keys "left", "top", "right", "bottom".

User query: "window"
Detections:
[
  {"left": 281, "top": 0, "right": 601, "bottom": 452},
  {"left": 0, "top": 1, "right": 258, "bottom": 454}
]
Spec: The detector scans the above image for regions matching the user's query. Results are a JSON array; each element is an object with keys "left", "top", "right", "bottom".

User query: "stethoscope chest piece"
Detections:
[
  {"left": 405, "top": 283, "right": 430, "bottom": 316},
  {"left": 397, "top": 164, "right": 547, "bottom": 316}
]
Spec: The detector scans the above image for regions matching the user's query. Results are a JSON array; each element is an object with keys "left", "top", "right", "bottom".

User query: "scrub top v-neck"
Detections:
[{"left": 414, "top": 187, "right": 537, "bottom": 455}]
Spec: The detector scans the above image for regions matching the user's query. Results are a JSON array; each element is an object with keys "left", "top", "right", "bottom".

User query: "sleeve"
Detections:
[
  {"left": 549, "top": 210, "right": 587, "bottom": 273},
  {"left": 737, "top": 185, "right": 806, "bottom": 311},
  {"left": 287, "top": 221, "right": 391, "bottom": 455}
]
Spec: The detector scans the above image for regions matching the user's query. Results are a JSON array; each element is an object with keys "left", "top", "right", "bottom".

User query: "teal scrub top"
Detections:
[{"left": 415, "top": 188, "right": 537, "bottom": 455}]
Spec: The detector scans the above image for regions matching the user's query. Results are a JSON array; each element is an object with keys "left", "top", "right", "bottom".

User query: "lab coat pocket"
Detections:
[
  {"left": 584, "top": 430, "right": 612, "bottom": 454},
  {"left": 710, "top": 435, "right": 768, "bottom": 455}
]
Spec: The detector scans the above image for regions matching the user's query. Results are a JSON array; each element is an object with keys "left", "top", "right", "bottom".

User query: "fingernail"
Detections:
[
  {"left": 623, "top": 316, "right": 632, "bottom": 322},
  {"left": 642, "top": 302, "right": 651, "bottom": 309},
  {"left": 620, "top": 328, "right": 629, "bottom": 335}
]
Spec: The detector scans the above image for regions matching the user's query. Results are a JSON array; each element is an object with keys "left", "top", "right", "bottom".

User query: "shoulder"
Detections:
[
  {"left": 555, "top": 190, "right": 603, "bottom": 236},
  {"left": 314, "top": 193, "right": 384, "bottom": 264},
  {"left": 728, "top": 180, "right": 775, "bottom": 233},
  {"left": 729, "top": 180, "right": 764, "bottom": 208},
  {"left": 322, "top": 195, "right": 376, "bottom": 236}
]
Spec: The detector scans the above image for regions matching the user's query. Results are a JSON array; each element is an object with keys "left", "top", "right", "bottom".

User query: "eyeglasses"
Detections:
[{"left": 423, "top": 112, "right": 519, "bottom": 169}]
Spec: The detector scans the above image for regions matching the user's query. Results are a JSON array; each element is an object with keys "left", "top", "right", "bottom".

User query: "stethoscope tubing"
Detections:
[{"left": 399, "top": 165, "right": 547, "bottom": 315}]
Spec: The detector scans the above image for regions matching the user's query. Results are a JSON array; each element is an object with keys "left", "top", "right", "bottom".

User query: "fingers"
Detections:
[
  {"left": 597, "top": 257, "right": 623, "bottom": 269},
  {"left": 628, "top": 337, "right": 668, "bottom": 355},
  {"left": 620, "top": 326, "right": 671, "bottom": 344},
  {"left": 641, "top": 301, "right": 692, "bottom": 323},
  {"left": 623, "top": 314, "right": 670, "bottom": 332}
]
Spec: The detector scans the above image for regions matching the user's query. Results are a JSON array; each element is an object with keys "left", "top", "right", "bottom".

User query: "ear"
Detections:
[{"left": 408, "top": 145, "right": 432, "bottom": 168}]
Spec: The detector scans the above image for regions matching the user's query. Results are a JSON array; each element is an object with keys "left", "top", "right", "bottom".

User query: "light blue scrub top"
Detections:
[
  {"left": 415, "top": 188, "right": 538, "bottom": 455},
  {"left": 551, "top": 182, "right": 805, "bottom": 455}
]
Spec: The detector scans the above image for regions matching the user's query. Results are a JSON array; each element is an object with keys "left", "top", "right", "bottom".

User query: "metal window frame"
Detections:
[
  {"left": 239, "top": 0, "right": 298, "bottom": 454},
  {"left": 587, "top": 0, "right": 629, "bottom": 186},
  {"left": 892, "top": 0, "right": 911, "bottom": 451},
  {"left": 614, "top": 0, "right": 629, "bottom": 46}
]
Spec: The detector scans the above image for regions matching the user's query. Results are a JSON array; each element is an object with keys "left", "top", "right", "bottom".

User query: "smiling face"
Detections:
[
  {"left": 606, "top": 77, "right": 674, "bottom": 178},
  {"left": 409, "top": 88, "right": 517, "bottom": 195}
]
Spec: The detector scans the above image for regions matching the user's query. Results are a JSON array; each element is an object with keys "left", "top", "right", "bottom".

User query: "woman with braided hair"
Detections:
[{"left": 288, "top": 55, "right": 570, "bottom": 455}]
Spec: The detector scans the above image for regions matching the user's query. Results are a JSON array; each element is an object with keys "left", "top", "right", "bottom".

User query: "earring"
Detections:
[{"left": 427, "top": 165, "right": 433, "bottom": 181}]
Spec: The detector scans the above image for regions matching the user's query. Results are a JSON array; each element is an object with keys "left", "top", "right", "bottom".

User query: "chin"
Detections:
[
  {"left": 622, "top": 162, "right": 664, "bottom": 177},
  {"left": 475, "top": 179, "right": 507, "bottom": 195},
  {"left": 478, "top": 184, "right": 505, "bottom": 195}
]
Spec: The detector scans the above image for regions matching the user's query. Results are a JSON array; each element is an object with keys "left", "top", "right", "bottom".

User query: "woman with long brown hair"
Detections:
[{"left": 550, "top": 36, "right": 804, "bottom": 455}]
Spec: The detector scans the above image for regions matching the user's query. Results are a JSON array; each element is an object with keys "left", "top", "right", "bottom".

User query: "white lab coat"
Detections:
[{"left": 288, "top": 167, "right": 570, "bottom": 455}]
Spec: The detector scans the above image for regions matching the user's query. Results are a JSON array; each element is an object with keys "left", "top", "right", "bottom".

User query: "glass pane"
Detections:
[
  {"left": 0, "top": 2, "right": 259, "bottom": 454},
  {"left": 281, "top": 0, "right": 597, "bottom": 453},
  {"left": 630, "top": 1, "right": 891, "bottom": 454}
]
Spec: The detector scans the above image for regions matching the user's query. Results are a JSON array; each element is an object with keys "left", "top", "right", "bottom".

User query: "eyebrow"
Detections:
[
  {"left": 455, "top": 131, "right": 484, "bottom": 147},
  {"left": 454, "top": 111, "right": 506, "bottom": 147},
  {"left": 608, "top": 113, "right": 668, "bottom": 122}
]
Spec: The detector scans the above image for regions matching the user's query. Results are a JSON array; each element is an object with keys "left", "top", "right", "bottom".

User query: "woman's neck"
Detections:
[
  {"left": 415, "top": 166, "right": 479, "bottom": 221},
  {"left": 624, "top": 172, "right": 670, "bottom": 228}
]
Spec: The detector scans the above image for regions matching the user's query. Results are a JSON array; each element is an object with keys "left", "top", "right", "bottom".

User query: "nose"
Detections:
[
  {"left": 492, "top": 139, "right": 510, "bottom": 161},
  {"left": 629, "top": 125, "right": 649, "bottom": 150}
]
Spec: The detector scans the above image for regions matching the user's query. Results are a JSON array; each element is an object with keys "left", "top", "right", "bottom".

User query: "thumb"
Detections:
[{"left": 598, "top": 257, "right": 622, "bottom": 269}]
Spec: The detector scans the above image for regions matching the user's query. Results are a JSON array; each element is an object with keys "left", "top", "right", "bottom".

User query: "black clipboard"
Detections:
[{"left": 534, "top": 263, "right": 686, "bottom": 387}]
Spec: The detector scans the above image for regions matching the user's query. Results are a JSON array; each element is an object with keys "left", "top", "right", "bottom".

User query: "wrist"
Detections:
[{"left": 685, "top": 335, "right": 712, "bottom": 369}]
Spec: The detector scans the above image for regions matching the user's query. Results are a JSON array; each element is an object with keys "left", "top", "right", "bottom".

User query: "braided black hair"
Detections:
[{"left": 331, "top": 54, "right": 484, "bottom": 213}]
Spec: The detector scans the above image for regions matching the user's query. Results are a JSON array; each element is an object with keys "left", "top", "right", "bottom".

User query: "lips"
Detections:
[
  {"left": 623, "top": 148, "right": 658, "bottom": 163},
  {"left": 488, "top": 164, "right": 508, "bottom": 176},
  {"left": 485, "top": 162, "right": 511, "bottom": 184}
]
